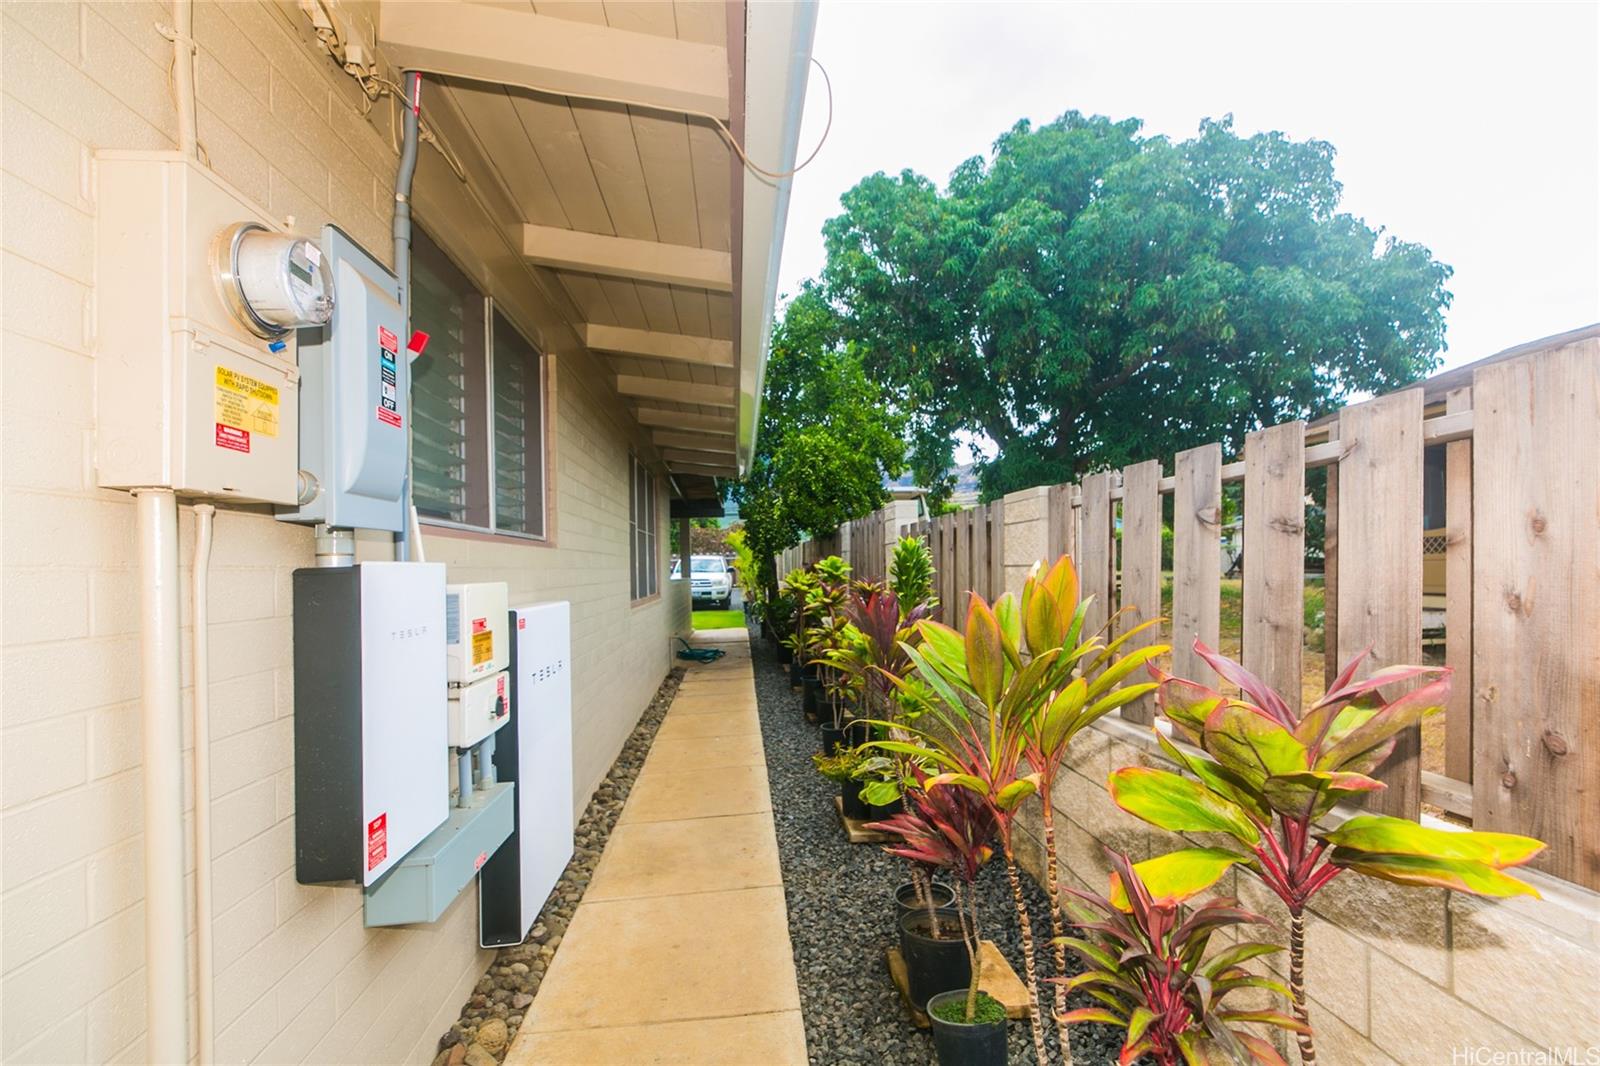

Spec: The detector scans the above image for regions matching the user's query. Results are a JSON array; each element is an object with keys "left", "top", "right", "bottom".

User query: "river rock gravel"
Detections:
[
  {"left": 749, "top": 625, "right": 1125, "bottom": 1066},
  {"left": 433, "top": 666, "right": 687, "bottom": 1065}
]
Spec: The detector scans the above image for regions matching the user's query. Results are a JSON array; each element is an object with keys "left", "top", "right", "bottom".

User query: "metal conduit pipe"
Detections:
[
  {"left": 134, "top": 488, "right": 189, "bottom": 1064},
  {"left": 394, "top": 71, "right": 421, "bottom": 564},
  {"left": 456, "top": 748, "right": 473, "bottom": 808},
  {"left": 192, "top": 503, "right": 217, "bottom": 1065}
]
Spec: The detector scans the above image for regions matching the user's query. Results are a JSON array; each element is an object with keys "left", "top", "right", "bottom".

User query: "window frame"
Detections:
[
  {"left": 409, "top": 226, "right": 549, "bottom": 544},
  {"left": 629, "top": 453, "right": 660, "bottom": 603}
]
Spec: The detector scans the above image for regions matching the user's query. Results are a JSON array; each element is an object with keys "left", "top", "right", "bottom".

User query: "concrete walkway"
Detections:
[{"left": 505, "top": 629, "right": 807, "bottom": 1065}]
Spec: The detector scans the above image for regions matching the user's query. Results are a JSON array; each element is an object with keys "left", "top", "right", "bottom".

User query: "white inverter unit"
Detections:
[{"left": 480, "top": 601, "right": 573, "bottom": 947}]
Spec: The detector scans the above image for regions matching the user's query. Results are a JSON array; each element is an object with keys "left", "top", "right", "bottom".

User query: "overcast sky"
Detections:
[{"left": 777, "top": 0, "right": 1600, "bottom": 372}]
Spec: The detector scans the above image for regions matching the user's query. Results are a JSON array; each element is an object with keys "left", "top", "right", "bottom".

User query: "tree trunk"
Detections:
[
  {"left": 1040, "top": 798, "right": 1074, "bottom": 1065},
  {"left": 1005, "top": 850, "right": 1050, "bottom": 1065},
  {"left": 1289, "top": 907, "right": 1317, "bottom": 1065}
]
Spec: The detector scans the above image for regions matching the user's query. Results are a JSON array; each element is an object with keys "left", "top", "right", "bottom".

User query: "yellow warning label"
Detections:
[
  {"left": 471, "top": 630, "right": 494, "bottom": 667},
  {"left": 214, "top": 367, "right": 279, "bottom": 438}
]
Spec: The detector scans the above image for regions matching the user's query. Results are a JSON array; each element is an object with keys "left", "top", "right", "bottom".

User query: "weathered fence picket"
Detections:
[
  {"left": 1337, "top": 390, "right": 1425, "bottom": 819},
  {"left": 1243, "top": 421, "right": 1307, "bottom": 714},
  {"left": 1171, "top": 443, "right": 1222, "bottom": 683}
]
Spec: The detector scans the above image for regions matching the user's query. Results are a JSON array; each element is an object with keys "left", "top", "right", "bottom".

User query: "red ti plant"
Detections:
[
  {"left": 1057, "top": 849, "right": 1304, "bottom": 1066},
  {"left": 1109, "top": 642, "right": 1545, "bottom": 1065},
  {"left": 833, "top": 586, "right": 934, "bottom": 722},
  {"left": 867, "top": 767, "right": 1000, "bottom": 1022}
]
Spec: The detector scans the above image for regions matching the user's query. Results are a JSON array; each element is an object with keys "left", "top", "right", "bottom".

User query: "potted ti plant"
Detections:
[
  {"left": 1111, "top": 642, "right": 1544, "bottom": 1065},
  {"left": 868, "top": 770, "right": 1006, "bottom": 1065},
  {"left": 814, "top": 747, "right": 871, "bottom": 819},
  {"left": 873, "top": 556, "right": 1169, "bottom": 1066},
  {"left": 1057, "top": 848, "right": 1305, "bottom": 1065}
]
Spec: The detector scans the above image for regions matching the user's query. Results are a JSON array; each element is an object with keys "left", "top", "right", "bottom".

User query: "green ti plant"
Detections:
[
  {"left": 869, "top": 556, "right": 1168, "bottom": 1066},
  {"left": 804, "top": 557, "right": 855, "bottom": 726},
  {"left": 1110, "top": 641, "right": 1545, "bottom": 1065},
  {"left": 1058, "top": 848, "right": 1305, "bottom": 1066},
  {"left": 726, "top": 528, "right": 762, "bottom": 613},
  {"left": 867, "top": 767, "right": 1002, "bottom": 1023},
  {"left": 779, "top": 568, "right": 819, "bottom": 659},
  {"left": 889, "top": 534, "right": 937, "bottom": 616}
]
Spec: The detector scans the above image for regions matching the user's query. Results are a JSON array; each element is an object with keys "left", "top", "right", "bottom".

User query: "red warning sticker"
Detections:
[
  {"left": 474, "top": 851, "right": 488, "bottom": 870},
  {"left": 471, "top": 617, "right": 488, "bottom": 634},
  {"left": 378, "top": 325, "right": 399, "bottom": 352},
  {"left": 518, "top": 617, "right": 527, "bottom": 630},
  {"left": 215, "top": 423, "right": 250, "bottom": 453},
  {"left": 367, "top": 813, "right": 388, "bottom": 871},
  {"left": 376, "top": 406, "right": 403, "bottom": 429}
]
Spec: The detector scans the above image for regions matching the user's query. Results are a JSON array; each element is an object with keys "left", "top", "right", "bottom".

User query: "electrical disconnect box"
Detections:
[
  {"left": 480, "top": 601, "right": 573, "bottom": 948},
  {"left": 447, "top": 669, "right": 509, "bottom": 747},
  {"left": 276, "top": 225, "right": 409, "bottom": 531},
  {"left": 95, "top": 152, "right": 326, "bottom": 504},
  {"left": 293, "top": 562, "right": 448, "bottom": 885},
  {"left": 446, "top": 583, "right": 510, "bottom": 684}
]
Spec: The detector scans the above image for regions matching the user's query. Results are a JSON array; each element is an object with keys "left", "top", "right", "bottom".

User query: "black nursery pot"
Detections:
[
  {"left": 788, "top": 659, "right": 802, "bottom": 686},
  {"left": 776, "top": 641, "right": 792, "bottom": 665},
  {"left": 868, "top": 795, "right": 904, "bottom": 821},
  {"left": 841, "top": 778, "right": 871, "bottom": 820},
  {"left": 898, "top": 908, "right": 971, "bottom": 1013},
  {"left": 894, "top": 880, "right": 956, "bottom": 920},
  {"left": 801, "top": 677, "right": 820, "bottom": 718},
  {"left": 926, "top": 990, "right": 1008, "bottom": 1066},
  {"left": 760, "top": 620, "right": 773, "bottom": 641},
  {"left": 819, "top": 723, "right": 847, "bottom": 755},
  {"left": 844, "top": 718, "right": 871, "bottom": 747}
]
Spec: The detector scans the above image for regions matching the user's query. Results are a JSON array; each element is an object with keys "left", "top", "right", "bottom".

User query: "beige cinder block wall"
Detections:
[
  {"left": 1, "top": 4, "right": 688, "bottom": 1063},
  {"left": 998, "top": 488, "right": 1600, "bottom": 1063}
]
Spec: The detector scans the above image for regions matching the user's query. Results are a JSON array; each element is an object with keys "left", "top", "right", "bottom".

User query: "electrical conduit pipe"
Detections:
[
  {"left": 134, "top": 489, "right": 189, "bottom": 1064},
  {"left": 192, "top": 504, "right": 216, "bottom": 1065},
  {"left": 394, "top": 71, "right": 423, "bottom": 565}
]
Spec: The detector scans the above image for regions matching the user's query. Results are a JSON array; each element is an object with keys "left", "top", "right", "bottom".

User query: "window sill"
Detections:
[
  {"left": 631, "top": 591, "right": 662, "bottom": 608},
  {"left": 420, "top": 520, "right": 552, "bottom": 549}
]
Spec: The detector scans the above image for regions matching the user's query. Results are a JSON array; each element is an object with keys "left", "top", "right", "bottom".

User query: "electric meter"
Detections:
[{"left": 213, "top": 222, "right": 334, "bottom": 338}]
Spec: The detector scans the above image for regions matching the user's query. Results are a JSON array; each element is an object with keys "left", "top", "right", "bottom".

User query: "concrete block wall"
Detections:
[
  {"left": 1, "top": 4, "right": 687, "bottom": 1063},
  {"left": 1000, "top": 495, "right": 1600, "bottom": 1060}
]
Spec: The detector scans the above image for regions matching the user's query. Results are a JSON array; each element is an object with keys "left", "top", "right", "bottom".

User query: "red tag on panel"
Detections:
[
  {"left": 407, "top": 330, "right": 430, "bottom": 356},
  {"left": 378, "top": 325, "right": 399, "bottom": 352},
  {"left": 367, "top": 813, "right": 388, "bottom": 871},
  {"left": 215, "top": 424, "right": 250, "bottom": 453},
  {"left": 518, "top": 617, "right": 527, "bottom": 630},
  {"left": 472, "top": 617, "right": 488, "bottom": 634},
  {"left": 377, "top": 406, "right": 403, "bottom": 429}
]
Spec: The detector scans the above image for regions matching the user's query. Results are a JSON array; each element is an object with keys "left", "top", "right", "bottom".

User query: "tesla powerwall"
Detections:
[{"left": 479, "top": 601, "right": 573, "bottom": 948}]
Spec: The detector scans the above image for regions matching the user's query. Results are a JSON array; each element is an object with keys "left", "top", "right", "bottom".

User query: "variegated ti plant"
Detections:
[
  {"left": 869, "top": 556, "right": 1169, "bottom": 1066},
  {"left": 1058, "top": 848, "right": 1304, "bottom": 1066},
  {"left": 1110, "top": 642, "right": 1544, "bottom": 1065},
  {"left": 867, "top": 767, "right": 1001, "bottom": 1023}
]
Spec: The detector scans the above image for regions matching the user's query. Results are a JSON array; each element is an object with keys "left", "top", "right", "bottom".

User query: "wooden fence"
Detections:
[
  {"left": 877, "top": 330, "right": 1596, "bottom": 889},
  {"left": 902, "top": 500, "right": 1006, "bottom": 626},
  {"left": 846, "top": 509, "right": 888, "bottom": 584}
]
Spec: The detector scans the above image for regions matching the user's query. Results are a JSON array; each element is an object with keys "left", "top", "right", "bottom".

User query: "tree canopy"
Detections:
[
  {"left": 734, "top": 284, "right": 906, "bottom": 584},
  {"left": 821, "top": 112, "right": 1453, "bottom": 499}
]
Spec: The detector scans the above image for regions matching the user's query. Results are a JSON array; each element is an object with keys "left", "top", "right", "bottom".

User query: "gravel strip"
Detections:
[
  {"left": 750, "top": 625, "right": 1123, "bottom": 1066},
  {"left": 433, "top": 666, "right": 688, "bottom": 1066}
]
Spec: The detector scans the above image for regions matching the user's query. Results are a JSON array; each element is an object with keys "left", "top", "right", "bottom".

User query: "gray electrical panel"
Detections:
[{"left": 277, "top": 226, "right": 408, "bottom": 531}]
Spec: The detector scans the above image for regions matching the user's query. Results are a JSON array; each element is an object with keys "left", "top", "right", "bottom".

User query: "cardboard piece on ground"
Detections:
[
  {"left": 885, "top": 941, "right": 1032, "bottom": 1028},
  {"left": 833, "top": 795, "right": 893, "bottom": 844}
]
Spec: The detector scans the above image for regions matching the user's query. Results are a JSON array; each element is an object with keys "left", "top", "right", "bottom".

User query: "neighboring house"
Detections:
[{"left": 0, "top": 3, "right": 814, "bottom": 1063}]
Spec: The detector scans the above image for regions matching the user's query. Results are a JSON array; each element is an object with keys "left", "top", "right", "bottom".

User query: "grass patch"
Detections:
[{"left": 692, "top": 609, "right": 745, "bottom": 630}]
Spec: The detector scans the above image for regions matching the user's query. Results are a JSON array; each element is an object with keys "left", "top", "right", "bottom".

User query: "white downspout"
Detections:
[
  {"left": 192, "top": 503, "right": 216, "bottom": 1065},
  {"left": 171, "top": 0, "right": 197, "bottom": 159},
  {"left": 134, "top": 488, "right": 189, "bottom": 1064}
]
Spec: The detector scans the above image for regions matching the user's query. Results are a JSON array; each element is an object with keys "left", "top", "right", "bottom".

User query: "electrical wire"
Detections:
[{"left": 370, "top": 58, "right": 834, "bottom": 183}]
